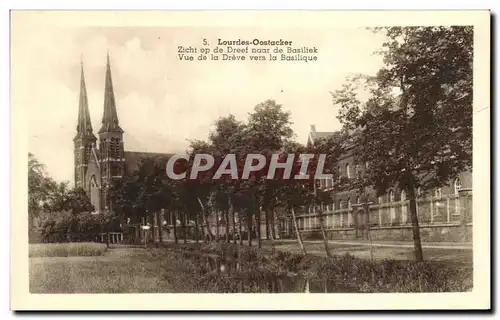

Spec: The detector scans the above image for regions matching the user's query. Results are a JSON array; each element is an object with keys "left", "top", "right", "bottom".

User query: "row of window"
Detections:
[
  {"left": 309, "top": 179, "right": 463, "bottom": 213},
  {"left": 293, "top": 196, "right": 468, "bottom": 230},
  {"left": 317, "top": 163, "right": 366, "bottom": 188}
]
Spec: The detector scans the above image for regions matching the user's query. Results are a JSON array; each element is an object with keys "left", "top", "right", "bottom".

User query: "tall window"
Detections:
[
  {"left": 378, "top": 196, "right": 383, "bottom": 204},
  {"left": 339, "top": 200, "right": 344, "bottom": 209},
  {"left": 355, "top": 164, "right": 360, "bottom": 178},
  {"left": 84, "top": 145, "right": 91, "bottom": 163},
  {"left": 346, "top": 163, "right": 351, "bottom": 179},
  {"left": 435, "top": 188, "right": 442, "bottom": 198},
  {"left": 454, "top": 178, "right": 462, "bottom": 195},
  {"left": 110, "top": 138, "right": 121, "bottom": 159},
  {"left": 389, "top": 190, "right": 396, "bottom": 222}
]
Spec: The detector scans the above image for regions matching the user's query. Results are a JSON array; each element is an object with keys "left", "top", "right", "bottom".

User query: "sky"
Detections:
[{"left": 13, "top": 25, "right": 385, "bottom": 184}]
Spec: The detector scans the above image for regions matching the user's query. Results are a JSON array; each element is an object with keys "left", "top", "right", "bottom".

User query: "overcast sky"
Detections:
[{"left": 14, "top": 25, "right": 385, "bottom": 184}]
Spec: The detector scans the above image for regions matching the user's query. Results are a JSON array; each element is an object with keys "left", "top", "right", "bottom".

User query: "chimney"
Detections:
[{"left": 310, "top": 124, "right": 316, "bottom": 134}]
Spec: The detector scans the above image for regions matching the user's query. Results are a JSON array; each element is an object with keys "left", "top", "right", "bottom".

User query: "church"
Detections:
[{"left": 73, "top": 54, "right": 172, "bottom": 213}]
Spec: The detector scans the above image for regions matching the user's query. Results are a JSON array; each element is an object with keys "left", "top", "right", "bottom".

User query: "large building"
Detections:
[
  {"left": 279, "top": 125, "right": 473, "bottom": 243},
  {"left": 73, "top": 54, "right": 172, "bottom": 213}
]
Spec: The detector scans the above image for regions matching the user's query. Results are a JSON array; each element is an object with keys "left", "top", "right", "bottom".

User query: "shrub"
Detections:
[{"left": 29, "top": 242, "right": 107, "bottom": 257}]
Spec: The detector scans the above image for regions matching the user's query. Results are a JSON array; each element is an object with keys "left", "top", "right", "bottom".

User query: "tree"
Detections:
[
  {"left": 28, "top": 153, "right": 57, "bottom": 225},
  {"left": 208, "top": 115, "right": 248, "bottom": 244},
  {"left": 332, "top": 26, "right": 473, "bottom": 261},
  {"left": 246, "top": 100, "right": 294, "bottom": 247}
]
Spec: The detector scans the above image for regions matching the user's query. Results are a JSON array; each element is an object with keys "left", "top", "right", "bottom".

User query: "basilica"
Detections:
[{"left": 73, "top": 54, "right": 171, "bottom": 213}]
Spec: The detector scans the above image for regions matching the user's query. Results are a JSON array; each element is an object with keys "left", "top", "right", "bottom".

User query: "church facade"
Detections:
[{"left": 73, "top": 55, "right": 171, "bottom": 213}]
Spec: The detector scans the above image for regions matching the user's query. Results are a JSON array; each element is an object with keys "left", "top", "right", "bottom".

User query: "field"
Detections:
[{"left": 29, "top": 242, "right": 473, "bottom": 293}]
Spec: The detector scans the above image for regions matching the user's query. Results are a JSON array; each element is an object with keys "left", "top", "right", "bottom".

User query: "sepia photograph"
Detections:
[{"left": 10, "top": 10, "right": 490, "bottom": 310}]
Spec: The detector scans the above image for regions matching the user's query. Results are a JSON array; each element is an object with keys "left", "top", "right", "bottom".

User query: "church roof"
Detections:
[{"left": 124, "top": 151, "right": 174, "bottom": 174}]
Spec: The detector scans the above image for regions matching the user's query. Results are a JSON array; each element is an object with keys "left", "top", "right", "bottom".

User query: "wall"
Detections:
[{"left": 284, "top": 189, "right": 473, "bottom": 243}]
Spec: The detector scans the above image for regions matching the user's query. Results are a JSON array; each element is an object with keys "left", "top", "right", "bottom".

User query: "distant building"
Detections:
[{"left": 280, "top": 125, "right": 472, "bottom": 243}]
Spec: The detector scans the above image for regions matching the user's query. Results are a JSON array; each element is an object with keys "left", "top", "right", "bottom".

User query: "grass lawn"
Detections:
[
  {"left": 266, "top": 240, "right": 473, "bottom": 266},
  {"left": 30, "top": 248, "right": 174, "bottom": 293},
  {"left": 30, "top": 243, "right": 473, "bottom": 293}
]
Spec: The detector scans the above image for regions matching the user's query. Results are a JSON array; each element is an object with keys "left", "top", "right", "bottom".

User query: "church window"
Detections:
[
  {"left": 84, "top": 145, "right": 91, "bottom": 163},
  {"left": 110, "top": 138, "right": 121, "bottom": 158}
]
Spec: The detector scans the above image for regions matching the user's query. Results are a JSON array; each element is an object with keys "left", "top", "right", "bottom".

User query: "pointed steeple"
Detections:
[
  {"left": 75, "top": 60, "right": 96, "bottom": 140},
  {"left": 99, "top": 52, "right": 123, "bottom": 134}
]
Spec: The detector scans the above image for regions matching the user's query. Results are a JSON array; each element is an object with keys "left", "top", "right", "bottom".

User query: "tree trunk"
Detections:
[
  {"left": 204, "top": 212, "right": 213, "bottom": 242},
  {"left": 194, "top": 212, "right": 199, "bottom": 244},
  {"left": 238, "top": 212, "right": 243, "bottom": 245},
  {"left": 173, "top": 211, "right": 178, "bottom": 244},
  {"left": 231, "top": 205, "right": 236, "bottom": 244},
  {"left": 157, "top": 211, "right": 163, "bottom": 244},
  {"left": 199, "top": 214, "right": 204, "bottom": 243},
  {"left": 225, "top": 209, "right": 230, "bottom": 243},
  {"left": 271, "top": 209, "right": 277, "bottom": 240},
  {"left": 265, "top": 209, "right": 270, "bottom": 240},
  {"left": 150, "top": 211, "right": 156, "bottom": 244},
  {"left": 247, "top": 211, "right": 252, "bottom": 247},
  {"left": 266, "top": 207, "right": 275, "bottom": 247},
  {"left": 317, "top": 212, "right": 332, "bottom": 257},
  {"left": 291, "top": 207, "right": 307, "bottom": 255},
  {"left": 215, "top": 211, "right": 220, "bottom": 243},
  {"left": 182, "top": 212, "right": 187, "bottom": 244},
  {"left": 408, "top": 176, "right": 424, "bottom": 261},
  {"left": 256, "top": 210, "right": 262, "bottom": 249}
]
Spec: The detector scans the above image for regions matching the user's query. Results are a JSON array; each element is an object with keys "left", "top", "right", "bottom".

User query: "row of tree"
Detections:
[{"left": 108, "top": 99, "right": 343, "bottom": 254}]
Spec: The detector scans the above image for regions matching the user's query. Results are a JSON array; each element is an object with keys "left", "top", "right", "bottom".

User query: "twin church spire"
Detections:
[{"left": 75, "top": 52, "right": 123, "bottom": 140}]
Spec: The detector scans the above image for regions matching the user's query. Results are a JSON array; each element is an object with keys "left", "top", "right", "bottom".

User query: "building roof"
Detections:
[
  {"left": 308, "top": 124, "right": 336, "bottom": 145},
  {"left": 124, "top": 151, "right": 174, "bottom": 174}
]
